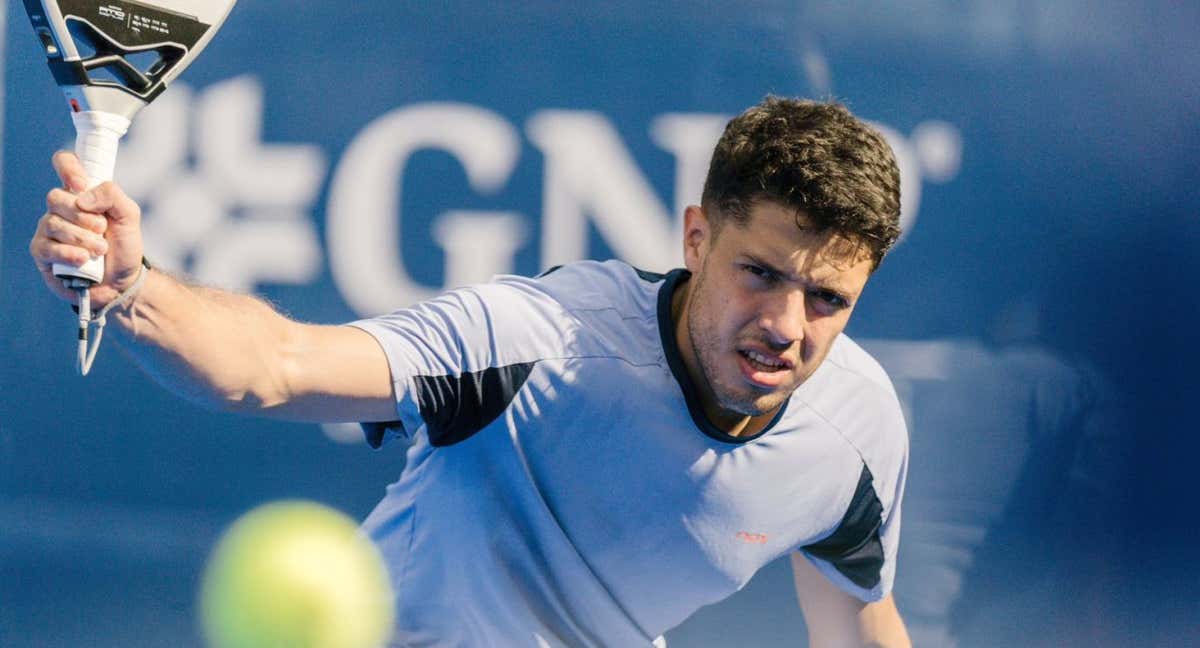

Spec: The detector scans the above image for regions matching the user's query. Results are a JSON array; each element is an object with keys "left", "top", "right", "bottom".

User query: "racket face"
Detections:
[{"left": 23, "top": 0, "right": 236, "bottom": 116}]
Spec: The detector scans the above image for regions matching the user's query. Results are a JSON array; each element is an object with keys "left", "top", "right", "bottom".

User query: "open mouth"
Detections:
[{"left": 738, "top": 349, "right": 789, "bottom": 373}]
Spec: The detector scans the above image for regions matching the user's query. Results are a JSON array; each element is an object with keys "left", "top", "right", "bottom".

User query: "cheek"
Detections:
[
  {"left": 723, "top": 299, "right": 761, "bottom": 339},
  {"left": 716, "top": 281, "right": 758, "bottom": 322},
  {"left": 804, "top": 317, "right": 851, "bottom": 360},
  {"left": 697, "top": 276, "right": 752, "bottom": 334}
]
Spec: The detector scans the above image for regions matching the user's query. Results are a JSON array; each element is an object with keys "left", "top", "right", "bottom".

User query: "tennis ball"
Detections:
[{"left": 200, "top": 501, "right": 394, "bottom": 648}]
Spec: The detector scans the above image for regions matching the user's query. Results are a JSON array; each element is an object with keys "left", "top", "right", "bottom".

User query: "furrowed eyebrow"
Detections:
[
  {"left": 741, "top": 253, "right": 855, "bottom": 299},
  {"left": 742, "top": 253, "right": 786, "bottom": 278}
]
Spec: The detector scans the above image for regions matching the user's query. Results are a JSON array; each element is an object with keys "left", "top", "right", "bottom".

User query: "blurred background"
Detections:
[{"left": 2, "top": 1, "right": 1197, "bottom": 646}]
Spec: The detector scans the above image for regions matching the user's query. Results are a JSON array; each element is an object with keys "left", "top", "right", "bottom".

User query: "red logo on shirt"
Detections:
[{"left": 736, "top": 531, "right": 768, "bottom": 544}]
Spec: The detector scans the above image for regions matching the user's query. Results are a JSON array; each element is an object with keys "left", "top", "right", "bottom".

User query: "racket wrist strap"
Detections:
[
  {"left": 92, "top": 256, "right": 152, "bottom": 324},
  {"left": 75, "top": 256, "right": 152, "bottom": 376}
]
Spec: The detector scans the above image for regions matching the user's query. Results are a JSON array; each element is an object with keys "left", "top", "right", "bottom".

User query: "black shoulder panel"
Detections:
[
  {"left": 803, "top": 463, "right": 885, "bottom": 589},
  {"left": 414, "top": 362, "right": 537, "bottom": 447}
]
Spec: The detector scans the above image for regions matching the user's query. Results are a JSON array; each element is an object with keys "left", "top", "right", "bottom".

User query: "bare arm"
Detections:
[
  {"left": 790, "top": 552, "right": 911, "bottom": 648},
  {"left": 30, "top": 152, "right": 395, "bottom": 422},
  {"left": 109, "top": 272, "right": 395, "bottom": 421}
]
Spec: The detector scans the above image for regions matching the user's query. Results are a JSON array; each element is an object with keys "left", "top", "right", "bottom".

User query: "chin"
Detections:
[{"left": 716, "top": 387, "right": 789, "bottom": 417}]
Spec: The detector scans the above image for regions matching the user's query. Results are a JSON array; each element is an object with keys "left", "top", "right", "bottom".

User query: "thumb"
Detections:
[
  {"left": 84, "top": 182, "right": 145, "bottom": 293},
  {"left": 76, "top": 181, "right": 141, "bottom": 226}
]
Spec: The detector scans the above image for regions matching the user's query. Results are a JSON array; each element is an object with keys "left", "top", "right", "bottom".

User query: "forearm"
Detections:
[
  {"left": 793, "top": 554, "right": 911, "bottom": 648},
  {"left": 806, "top": 616, "right": 911, "bottom": 648},
  {"left": 32, "top": 155, "right": 348, "bottom": 417},
  {"left": 806, "top": 622, "right": 910, "bottom": 648},
  {"left": 109, "top": 268, "right": 299, "bottom": 412},
  {"left": 857, "top": 596, "right": 911, "bottom": 648}
]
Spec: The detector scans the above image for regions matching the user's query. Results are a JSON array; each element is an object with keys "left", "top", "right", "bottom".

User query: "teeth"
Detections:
[{"left": 745, "top": 350, "right": 785, "bottom": 369}]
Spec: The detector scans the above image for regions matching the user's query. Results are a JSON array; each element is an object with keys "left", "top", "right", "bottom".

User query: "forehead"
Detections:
[{"left": 716, "top": 202, "right": 873, "bottom": 287}]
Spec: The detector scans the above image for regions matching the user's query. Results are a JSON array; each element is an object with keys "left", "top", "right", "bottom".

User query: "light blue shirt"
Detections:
[{"left": 350, "top": 260, "right": 908, "bottom": 647}]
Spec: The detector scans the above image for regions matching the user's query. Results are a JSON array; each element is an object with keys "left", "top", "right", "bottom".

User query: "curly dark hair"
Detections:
[{"left": 701, "top": 96, "right": 901, "bottom": 268}]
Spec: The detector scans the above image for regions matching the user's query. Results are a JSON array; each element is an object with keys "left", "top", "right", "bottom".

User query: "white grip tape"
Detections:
[{"left": 53, "top": 111, "right": 132, "bottom": 284}]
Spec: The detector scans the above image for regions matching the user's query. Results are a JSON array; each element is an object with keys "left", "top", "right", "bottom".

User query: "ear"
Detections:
[{"left": 682, "top": 204, "right": 712, "bottom": 273}]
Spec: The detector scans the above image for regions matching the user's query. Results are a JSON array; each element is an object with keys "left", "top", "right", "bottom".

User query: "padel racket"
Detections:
[{"left": 23, "top": 0, "right": 237, "bottom": 373}]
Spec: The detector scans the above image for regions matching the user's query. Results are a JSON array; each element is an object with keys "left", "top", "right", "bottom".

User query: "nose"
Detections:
[{"left": 758, "top": 290, "right": 806, "bottom": 349}]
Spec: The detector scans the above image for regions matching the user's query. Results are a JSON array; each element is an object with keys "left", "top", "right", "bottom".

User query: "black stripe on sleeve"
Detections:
[
  {"left": 803, "top": 463, "right": 886, "bottom": 589},
  {"left": 415, "top": 362, "right": 537, "bottom": 447},
  {"left": 361, "top": 421, "right": 403, "bottom": 449}
]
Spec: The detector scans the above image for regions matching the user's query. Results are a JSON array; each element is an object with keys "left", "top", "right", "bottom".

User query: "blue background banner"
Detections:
[{"left": 3, "top": 2, "right": 1197, "bottom": 646}]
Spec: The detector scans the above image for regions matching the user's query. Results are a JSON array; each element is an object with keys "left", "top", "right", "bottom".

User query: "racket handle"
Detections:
[{"left": 52, "top": 111, "right": 131, "bottom": 284}]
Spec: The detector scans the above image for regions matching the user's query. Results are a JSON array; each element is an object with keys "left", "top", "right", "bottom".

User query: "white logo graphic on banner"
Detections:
[
  {"left": 114, "top": 75, "right": 960, "bottom": 312},
  {"left": 329, "top": 108, "right": 961, "bottom": 314},
  {"left": 326, "top": 103, "right": 526, "bottom": 315},
  {"left": 116, "top": 76, "right": 326, "bottom": 292}
]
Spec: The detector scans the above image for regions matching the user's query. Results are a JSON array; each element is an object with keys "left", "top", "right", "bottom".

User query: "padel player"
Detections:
[{"left": 30, "top": 97, "right": 912, "bottom": 647}]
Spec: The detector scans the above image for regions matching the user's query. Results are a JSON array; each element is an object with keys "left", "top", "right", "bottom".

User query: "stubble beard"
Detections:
[{"left": 685, "top": 270, "right": 788, "bottom": 418}]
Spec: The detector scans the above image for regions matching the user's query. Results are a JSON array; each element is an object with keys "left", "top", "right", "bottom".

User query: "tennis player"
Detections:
[{"left": 31, "top": 97, "right": 911, "bottom": 647}]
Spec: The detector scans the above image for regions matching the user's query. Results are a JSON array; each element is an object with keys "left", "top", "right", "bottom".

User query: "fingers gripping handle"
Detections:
[{"left": 53, "top": 111, "right": 131, "bottom": 284}]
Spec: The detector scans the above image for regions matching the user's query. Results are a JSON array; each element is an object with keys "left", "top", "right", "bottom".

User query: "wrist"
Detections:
[
  {"left": 70, "top": 256, "right": 152, "bottom": 315},
  {"left": 111, "top": 256, "right": 152, "bottom": 315}
]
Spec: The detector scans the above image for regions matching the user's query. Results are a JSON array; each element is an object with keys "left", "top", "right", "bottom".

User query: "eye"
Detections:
[
  {"left": 809, "top": 289, "right": 849, "bottom": 310},
  {"left": 741, "top": 264, "right": 778, "bottom": 284}
]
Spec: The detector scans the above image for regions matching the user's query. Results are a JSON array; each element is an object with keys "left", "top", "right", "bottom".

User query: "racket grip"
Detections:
[{"left": 53, "top": 111, "right": 131, "bottom": 284}]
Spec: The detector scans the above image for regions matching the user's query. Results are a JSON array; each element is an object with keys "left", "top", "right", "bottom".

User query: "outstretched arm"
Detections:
[
  {"left": 30, "top": 152, "right": 395, "bottom": 423},
  {"left": 791, "top": 552, "right": 911, "bottom": 648}
]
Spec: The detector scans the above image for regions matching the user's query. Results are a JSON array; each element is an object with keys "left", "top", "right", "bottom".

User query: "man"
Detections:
[{"left": 30, "top": 97, "right": 911, "bottom": 647}]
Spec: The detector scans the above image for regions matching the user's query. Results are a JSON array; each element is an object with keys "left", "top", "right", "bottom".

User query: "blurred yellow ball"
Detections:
[{"left": 200, "top": 501, "right": 394, "bottom": 648}]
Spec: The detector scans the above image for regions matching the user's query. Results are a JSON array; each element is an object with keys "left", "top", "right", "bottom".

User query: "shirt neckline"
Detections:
[{"left": 656, "top": 268, "right": 790, "bottom": 444}]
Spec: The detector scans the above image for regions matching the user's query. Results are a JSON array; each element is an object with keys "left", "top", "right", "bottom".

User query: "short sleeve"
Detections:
[
  {"left": 802, "top": 447, "right": 908, "bottom": 602},
  {"left": 345, "top": 276, "right": 567, "bottom": 449}
]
